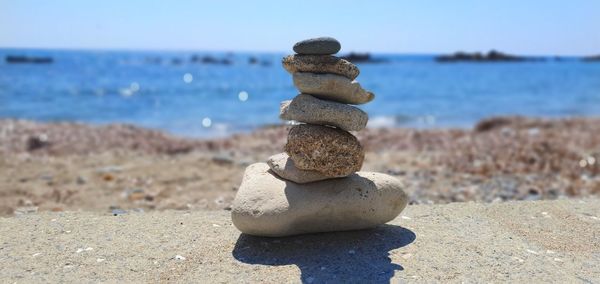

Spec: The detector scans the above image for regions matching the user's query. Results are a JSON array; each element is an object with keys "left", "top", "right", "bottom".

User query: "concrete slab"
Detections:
[{"left": 1, "top": 199, "right": 599, "bottom": 283}]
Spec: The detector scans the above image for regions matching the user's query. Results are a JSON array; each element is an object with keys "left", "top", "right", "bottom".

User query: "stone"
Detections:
[
  {"left": 280, "top": 94, "right": 368, "bottom": 131},
  {"left": 293, "top": 72, "right": 374, "bottom": 105},
  {"left": 282, "top": 55, "right": 359, "bottom": 80},
  {"left": 284, "top": 124, "right": 364, "bottom": 177},
  {"left": 231, "top": 163, "right": 408, "bottom": 237},
  {"left": 293, "top": 37, "right": 341, "bottom": 55},
  {"left": 267, "top": 153, "right": 334, "bottom": 184}
]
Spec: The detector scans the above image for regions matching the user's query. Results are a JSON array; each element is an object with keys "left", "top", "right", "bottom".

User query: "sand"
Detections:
[
  {"left": 1, "top": 199, "right": 598, "bottom": 282},
  {"left": 1, "top": 116, "right": 599, "bottom": 216}
]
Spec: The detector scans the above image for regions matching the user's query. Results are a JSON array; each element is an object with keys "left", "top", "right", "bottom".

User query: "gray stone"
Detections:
[
  {"left": 280, "top": 94, "right": 368, "bottom": 131},
  {"left": 284, "top": 124, "right": 364, "bottom": 177},
  {"left": 282, "top": 55, "right": 359, "bottom": 80},
  {"left": 231, "top": 163, "right": 408, "bottom": 237},
  {"left": 267, "top": 153, "right": 334, "bottom": 184},
  {"left": 293, "top": 37, "right": 341, "bottom": 55},
  {"left": 293, "top": 72, "right": 374, "bottom": 105}
]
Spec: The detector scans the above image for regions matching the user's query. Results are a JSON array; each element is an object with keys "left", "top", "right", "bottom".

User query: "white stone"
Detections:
[{"left": 231, "top": 163, "right": 408, "bottom": 237}]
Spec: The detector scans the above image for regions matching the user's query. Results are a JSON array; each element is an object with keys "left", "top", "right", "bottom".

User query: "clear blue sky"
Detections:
[{"left": 1, "top": 0, "right": 599, "bottom": 55}]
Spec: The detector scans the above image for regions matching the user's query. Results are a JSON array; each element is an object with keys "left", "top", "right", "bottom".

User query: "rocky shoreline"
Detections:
[{"left": 1, "top": 116, "right": 599, "bottom": 216}]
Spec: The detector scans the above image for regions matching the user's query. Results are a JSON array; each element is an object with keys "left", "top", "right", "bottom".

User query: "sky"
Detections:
[{"left": 1, "top": 0, "right": 599, "bottom": 55}]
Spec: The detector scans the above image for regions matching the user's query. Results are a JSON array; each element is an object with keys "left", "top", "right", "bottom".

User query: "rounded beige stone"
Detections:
[
  {"left": 280, "top": 94, "right": 368, "bottom": 132},
  {"left": 284, "top": 124, "right": 364, "bottom": 177},
  {"left": 282, "top": 55, "right": 360, "bottom": 80},
  {"left": 231, "top": 163, "right": 409, "bottom": 237},
  {"left": 267, "top": 152, "right": 336, "bottom": 184},
  {"left": 293, "top": 72, "right": 374, "bottom": 105}
]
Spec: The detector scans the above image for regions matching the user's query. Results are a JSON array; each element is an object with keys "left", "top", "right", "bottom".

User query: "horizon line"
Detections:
[{"left": 0, "top": 46, "right": 596, "bottom": 58}]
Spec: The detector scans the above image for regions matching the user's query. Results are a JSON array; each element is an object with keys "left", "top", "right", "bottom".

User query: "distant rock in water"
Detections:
[
  {"left": 247, "top": 56, "right": 271, "bottom": 66},
  {"left": 5, "top": 55, "right": 53, "bottom": 64},
  {"left": 582, "top": 55, "right": 600, "bottom": 62},
  {"left": 435, "top": 50, "right": 536, "bottom": 63},
  {"left": 340, "top": 52, "right": 386, "bottom": 63},
  {"left": 190, "top": 55, "right": 232, "bottom": 65},
  {"left": 144, "top": 57, "right": 162, "bottom": 64}
]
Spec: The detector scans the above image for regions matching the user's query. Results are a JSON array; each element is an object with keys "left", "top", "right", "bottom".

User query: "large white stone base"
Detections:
[{"left": 231, "top": 163, "right": 408, "bottom": 237}]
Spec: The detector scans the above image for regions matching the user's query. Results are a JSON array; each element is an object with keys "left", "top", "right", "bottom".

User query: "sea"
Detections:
[{"left": 1, "top": 48, "right": 599, "bottom": 137}]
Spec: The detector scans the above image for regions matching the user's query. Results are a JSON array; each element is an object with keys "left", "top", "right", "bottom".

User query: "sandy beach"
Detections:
[{"left": 1, "top": 116, "right": 599, "bottom": 216}]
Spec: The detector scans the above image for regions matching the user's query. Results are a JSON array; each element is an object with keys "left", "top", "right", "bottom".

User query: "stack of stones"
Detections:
[{"left": 231, "top": 37, "right": 408, "bottom": 237}]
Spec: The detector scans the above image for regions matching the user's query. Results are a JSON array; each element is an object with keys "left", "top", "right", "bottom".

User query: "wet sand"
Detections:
[{"left": 1, "top": 116, "right": 599, "bottom": 216}]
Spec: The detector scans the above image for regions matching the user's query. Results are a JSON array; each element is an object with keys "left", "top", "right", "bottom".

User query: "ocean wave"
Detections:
[
  {"left": 367, "top": 116, "right": 398, "bottom": 128},
  {"left": 367, "top": 115, "right": 439, "bottom": 128}
]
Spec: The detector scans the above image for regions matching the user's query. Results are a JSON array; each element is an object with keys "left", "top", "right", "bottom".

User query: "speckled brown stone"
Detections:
[
  {"left": 282, "top": 55, "right": 360, "bottom": 80},
  {"left": 284, "top": 124, "right": 364, "bottom": 177}
]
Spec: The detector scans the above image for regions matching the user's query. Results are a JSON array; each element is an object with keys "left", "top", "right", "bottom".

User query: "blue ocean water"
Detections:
[{"left": 1, "top": 48, "right": 599, "bottom": 137}]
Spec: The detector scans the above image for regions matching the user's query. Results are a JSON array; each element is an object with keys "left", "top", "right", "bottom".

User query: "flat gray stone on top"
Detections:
[
  {"left": 293, "top": 72, "right": 374, "bottom": 105},
  {"left": 267, "top": 152, "right": 335, "bottom": 184},
  {"left": 282, "top": 54, "right": 360, "bottom": 80},
  {"left": 293, "top": 37, "right": 341, "bottom": 55},
  {"left": 280, "top": 94, "right": 368, "bottom": 131},
  {"left": 0, "top": 199, "right": 598, "bottom": 282},
  {"left": 231, "top": 163, "right": 408, "bottom": 237}
]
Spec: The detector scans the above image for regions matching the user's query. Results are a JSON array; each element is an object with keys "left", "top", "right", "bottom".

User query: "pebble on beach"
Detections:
[
  {"left": 280, "top": 94, "right": 368, "bottom": 132},
  {"left": 293, "top": 72, "right": 374, "bottom": 105},
  {"left": 293, "top": 37, "right": 341, "bottom": 55},
  {"left": 282, "top": 54, "right": 360, "bottom": 80},
  {"left": 284, "top": 124, "right": 364, "bottom": 177}
]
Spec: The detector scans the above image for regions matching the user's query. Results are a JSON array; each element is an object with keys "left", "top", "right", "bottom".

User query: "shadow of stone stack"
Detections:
[{"left": 231, "top": 37, "right": 408, "bottom": 237}]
